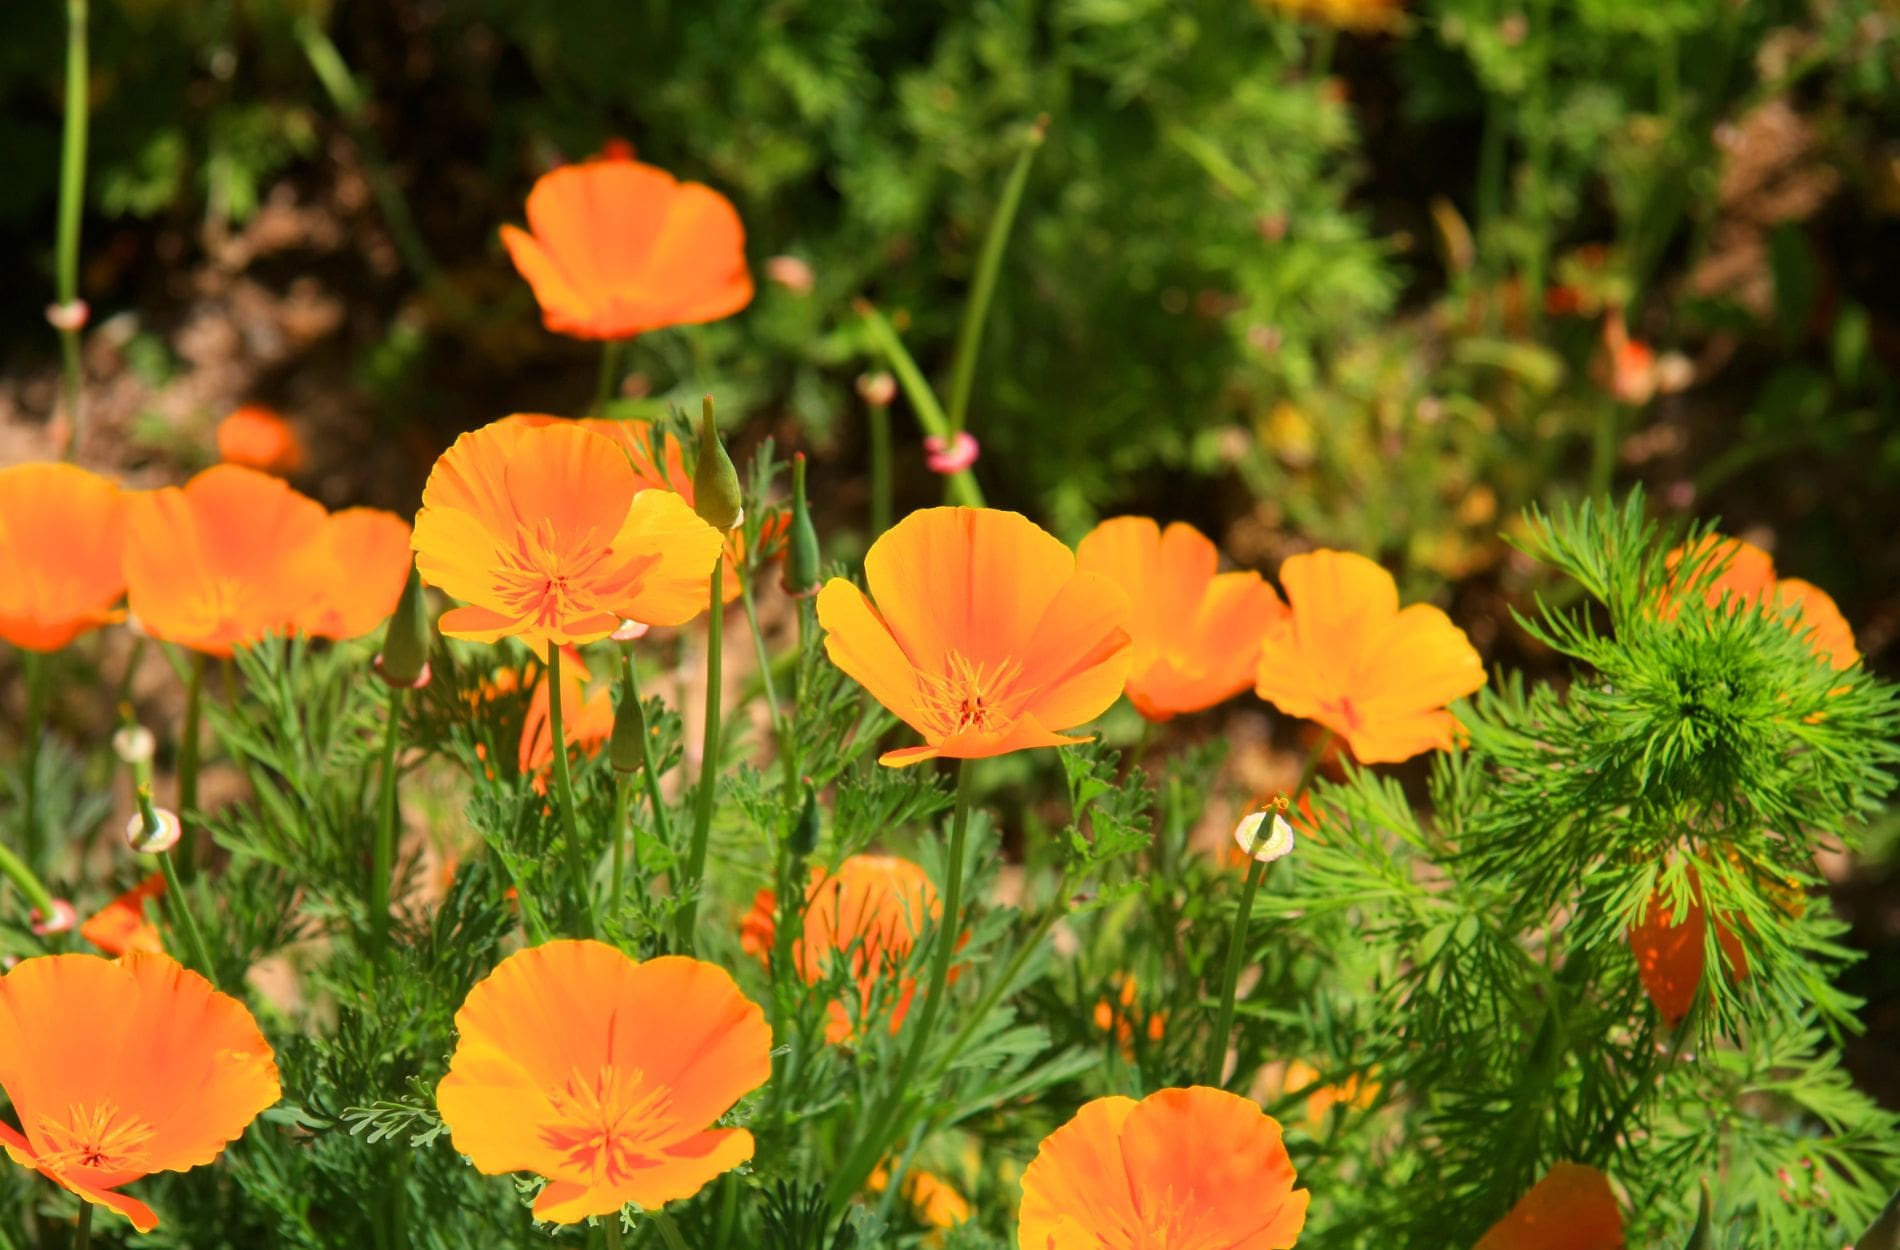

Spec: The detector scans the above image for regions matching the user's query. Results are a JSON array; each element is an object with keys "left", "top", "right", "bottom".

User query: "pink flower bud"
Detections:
[
  {"left": 924, "top": 431, "right": 979, "bottom": 475},
  {"left": 766, "top": 255, "right": 816, "bottom": 295},
  {"left": 44, "top": 300, "right": 90, "bottom": 332}
]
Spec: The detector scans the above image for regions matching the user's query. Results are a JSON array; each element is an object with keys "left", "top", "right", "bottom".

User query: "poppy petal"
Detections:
[{"left": 816, "top": 580, "right": 931, "bottom": 737}]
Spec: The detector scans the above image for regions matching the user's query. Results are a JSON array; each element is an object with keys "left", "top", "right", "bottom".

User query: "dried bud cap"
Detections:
[
  {"left": 924, "top": 431, "right": 980, "bottom": 475},
  {"left": 856, "top": 371, "right": 897, "bottom": 408},
  {"left": 791, "top": 779, "right": 821, "bottom": 859},
  {"left": 1235, "top": 800, "right": 1296, "bottom": 864},
  {"left": 30, "top": 900, "right": 78, "bottom": 936},
  {"left": 766, "top": 255, "right": 816, "bottom": 296},
  {"left": 609, "top": 668, "right": 648, "bottom": 774},
  {"left": 375, "top": 565, "right": 433, "bottom": 688},
  {"left": 126, "top": 805, "right": 184, "bottom": 854},
  {"left": 113, "top": 724, "right": 157, "bottom": 767},
  {"left": 611, "top": 619, "right": 651, "bottom": 642},
  {"left": 692, "top": 395, "right": 744, "bottom": 531},
  {"left": 45, "top": 299, "right": 90, "bottom": 332},
  {"left": 785, "top": 452, "right": 822, "bottom": 596}
]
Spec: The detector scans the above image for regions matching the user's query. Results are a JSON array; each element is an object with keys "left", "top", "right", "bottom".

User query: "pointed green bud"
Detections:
[
  {"left": 786, "top": 451, "right": 821, "bottom": 596},
  {"left": 610, "top": 662, "right": 648, "bottom": 774},
  {"left": 375, "top": 564, "right": 432, "bottom": 688},
  {"left": 791, "top": 778, "right": 821, "bottom": 859},
  {"left": 692, "top": 394, "right": 744, "bottom": 531},
  {"left": 1679, "top": 1179, "right": 1713, "bottom": 1250}
]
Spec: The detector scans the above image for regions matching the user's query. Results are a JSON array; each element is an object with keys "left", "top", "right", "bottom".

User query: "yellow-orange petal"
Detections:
[
  {"left": 301, "top": 507, "right": 414, "bottom": 640},
  {"left": 1475, "top": 1162, "right": 1624, "bottom": 1250},
  {"left": 816, "top": 579, "right": 933, "bottom": 739},
  {"left": 215, "top": 404, "right": 307, "bottom": 476},
  {"left": 1013, "top": 572, "right": 1133, "bottom": 733},
  {"left": 1017, "top": 1096, "right": 1141, "bottom": 1248},
  {"left": 0, "top": 463, "right": 128, "bottom": 652},
  {"left": 1773, "top": 577, "right": 1859, "bottom": 669},
  {"left": 80, "top": 875, "right": 167, "bottom": 957},
  {"left": 606, "top": 488, "right": 726, "bottom": 627}
]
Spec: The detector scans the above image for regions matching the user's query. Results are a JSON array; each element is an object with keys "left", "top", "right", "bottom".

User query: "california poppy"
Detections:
[
  {"left": 870, "top": 1163, "right": 971, "bottom": 1239},
  {"left": 1254, "top": 549, "right": 1485, "bottom": 764},
  {"left": 80, "top": 875, "right": 167, "bottom": 957},
  {"left": 1628, "top": 868, "right": 1749, "bottom": 1027},
  {"left": 500, "top": 151, "right": 753, "bottom": 341},
  {"left": 0, "top": 462, "right": 128, "bottom": 651},
  {"left": 1667, "top": 536, "right": 1859, "bottom": 669},
  {"left": 215, "top": 404, "right": 308, "bottom": 476},
  {"left": 518, "top": 646, "right": 616, "bottom": 780},
  {"left": 1475, "top": 1162, "right": 1624, "bottom": 1250},
  {"left": 1017, "top": 1086, "right": 1307, "bottom": 1249},
  {"left": 1075, "top": 517, "right": 1287, "bottom": 721},
  {"left": 411, "top": 419, "right": 725, "bottom": 654},
  {"left": 1091, "top": 972, "right": 1166, "bottom": 1056},
  {"left": 299, "top": 507, "right": 415, "bottom": 641},
  {"left": 436, "top": 940, "right": 770, "bottom": 1223},
  {"left": 817, "top": 507, "right": 1132, "bottom": 766},
  {"left": 124, "top": 464, "right": 332, "bottom": 657},
  {"left": 1275, "top": 1058, "right": 1380, "bottom": 1135},
  {"left": 0, "top": 951, "right": 281, "bottom": 1231}
]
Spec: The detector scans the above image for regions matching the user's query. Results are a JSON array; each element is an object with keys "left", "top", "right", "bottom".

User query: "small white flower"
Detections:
[{"left": 1235, "top": 809, "right": 1296, "bottom": 863}]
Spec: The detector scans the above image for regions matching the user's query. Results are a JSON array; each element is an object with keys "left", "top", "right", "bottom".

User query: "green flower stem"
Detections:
[
  {"left": 369, "top": 684, "right": 406, "bottom": 955},
  {"left": 74, "top": 1202, "right": 93, "bottom": 1250},
  {"left": 601, "top": 1217, "right": 624, "bottom": 1250},
  {"left": 826, "top": 759, "right": 977, "bottom": 1209},
  {"left": 677, "top": 562, "right": 724, "bottom": 954},
  {"left": 621, "top": 649, "right": 672, "bottom": 850},
  {"left": 944, "top": 116, "right": 1046, "bottom": 438},
  {"left": 177, "top": 650, "right": 206, "bottom": 876},
  {"left": 595, "top": 340, "right": 625, "bottom": 416},
  {"left": 545, "top": 646, "right": 598, "bottom": 938},
  {"left": 55, "top": 0, "right": 89, "bottom": 461},
  {"left": 158, "top": 846, "right": 218, "bottom": 984},
  {"left": 1206, "top": 852, "right": 1270, "bottom": 1085},
  {"left": 0, "top": 842, "right": 56, "bottom": 923},
  {"left": 927, "top": 887, "right": 1067, "bottom": 1085},
  {"left": 868, "top": 398, "right": 891, "bottom": 537},
  {"left": 650, "top": 1210, "right": 690, "bottom": 1250},
  {"left": 20, "top": 650, "right": 48, "bottom": 871},
  {"left": 736, "top": 576, "right": 782, "bottom": 730},
  {"left": 856, "top": 304, "right": 984, "bottom": 508}
]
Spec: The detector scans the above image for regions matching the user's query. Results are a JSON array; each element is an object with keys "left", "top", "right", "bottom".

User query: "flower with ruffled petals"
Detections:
[
  {"left": 818, "top": 507, "right": 1131, "bottom": 767},
  {"left": 0, "top": 463, "right": 128, "bottom": 651},
  {"left": 1475, "top": 1162, "right": 1623, "bottom": 1250},
  {"left": 1076, "top": 517, "right": 1287, "bottom": 722},
  {"left": 1667, "top": 535, "right": 1859, "bottom": 669},
  {"left": 80, "top": 875, "right": 167, "bottom": 957},
  {"left": 500, "top": 151, "right": 752, "bottom": 341},
  {"left": 1254, "top": 549, "right": 1485, "bottom": 764},
  {"left": 0, "top": 951, "right": 280, "bottom": 1232},
  {"left": 436, "top": 940, "right": 770, "bottom": 1224},
  {"left": 411, "top": 419, "right": 724, "bottom": 654},
  {"left": 1017, "top": 1086, "right": 1308, "bottom": 1250}
]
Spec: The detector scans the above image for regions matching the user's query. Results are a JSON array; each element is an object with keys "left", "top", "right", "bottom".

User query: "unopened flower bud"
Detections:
[
  {"left": 1235, "top": 803, "right": 1296, "bottom": 864},
  {"left": 792, "top": 779, "right": 821, "bottom": 859},
  {"left": 610, "top": 672, "right": 648, "bottom": 774},
  {"left": 45, "top": 299, "right": 90, "bottom": 332},
  {"left": 856, "top": 371, "right": 897, "bottom": 408},
  {"left": 924, "top": 431, "right": 979, "bottom": 475},
  {"left": 766, "top": 255, "right": 815, "bottom": 296},
  {"left": 29, "top": 899, "right": 77, "bottom": 936},
  {"left": 375, "top": 564, "right": 433, "bottom": 688},
  {"left": 692, "top": 395, "right": 744, "bottom": 531},
  {"left": 785, "top": 452, "right": 821, "bottom": 596},
  {"left": 113, "top": 724, "right": 157, "bottom": 767}
]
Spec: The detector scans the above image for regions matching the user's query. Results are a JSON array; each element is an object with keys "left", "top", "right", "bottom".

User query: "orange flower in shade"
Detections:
[
  {"left": 1017, "top": 1086, "right": 1308, "bottom": 1250},
  {"left": 518, "top": 647, "right": 616, "bottom": 782},
  {"left": 1075, "top": 517, "right": 1288, "bottom": 721},
  {"left": 215, "top": 404, "right": 307, "bottom": 476},
  {"left": 1667, "top": 536, "right": 1859, "bottom": 669},
  {"left": 1092, "top": 973, "right": 1166, "bottom": 1056},
  {"left": 80, "top": 875, "right": 167, "bottom": 957},
  {"left": 870, "top": 1164, "right": 972, "bottom": 1239},
  {"left": 411, "top": 419, "right": 724, "bottom": 654},
  {"left": 1475, "top": 1162, "right": 1624, "bottom": 1250},
  {"left": 0, "top": 951, "right": 280, "bottom": 1232},
  {"left": 435, "top": 940, "right": 770, "bottom": 1223},
  {"left": 817, "top": 507, "right": 1132, "bottom": 767},
  {"left": 500, "top": 151, "right": 753, "bottom": 341},
  {"left": 1254, "top": 549, "right": 1485, "bottom": 764},
  {"left": 1628, "top": 870, "right": 1749, "bottom": 1027},
  {"left": 124, "top": 465, "right": 333, "bottom": 657},
  {"left": 1276, "top": 1059, "right": 1380, "bottom": 1134},
  {"left": 0, "top": 463, "right": 128, "bottom": 651},
  {"left": 1254, "top": 0, "right": 1403, "bottom": 32},
  {"left": 298, "top": 508, "right": 415, "bottom": 641}
]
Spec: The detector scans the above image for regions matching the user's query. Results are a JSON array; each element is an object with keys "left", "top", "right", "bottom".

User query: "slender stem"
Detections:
[
  {"left": 546, "top": 647, "right": 598, "bottom": 938},
  {"left": 601, "top": 1216, "right": 625, "bottom": 1250},
  {"left": 929, "top": 891, "right": 1065, "bottom": 1083},
  {"left": 0, "top": 842, "right": 56, "bottom": 922},
  {"left": 621, "top": 650, "right": 672, "bottom": 849},
  {"left": 868, "top": 400, "right": 892, "bottom": 536},
  {"left": 370, "top": 685, "right": 405, "bottom": 955},
  {"left": 21, "top": 650, "right": 48, "bottom": 871},
  {"left": 827, "top": 760, "right": 977, "bottom": 1208},
  {"left": 677, "top": 563, "right": 724, "bottom": 954},
  {"left": 611, "top": 773, "right": 632, "bottom": 913},
  {"left": 177, "top": 651, "right": 206, "bottom": 876},
  {"left": 944, "top": 117, "right": 1046, "bottom": 437},
  {"left": 55, "top": 0, "right": 89, "bottom": 461},
  {"left": 650, "top": 1210, "right": 690, "bottom": 1250},
  {"left": 736, "top": 577, "right": 782, "bottom": 729},
  {"left": 855, "top": 304, "right": 984, "bottom": 507},
  {"left": 1206, "top": 853, "right": 1269, "bottom": 1086},
  {"left": 73, "top": 1202, "right": 93, "bottom": 1250},
  {"left": 595, "top": 340, "right": 625, "bottom": 416},
  {"left": 159, "top": 849, "right": 218, "bottom": 983}
]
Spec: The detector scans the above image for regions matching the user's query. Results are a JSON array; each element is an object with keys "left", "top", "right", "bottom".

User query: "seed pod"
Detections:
[
  {"left": 375, "top": 564, "right": 433, "bottom": 689},
  {"left": 610, "top": 668, "right": 647, "bottom": 774},
  {"left": 785, "top": 452, "right": 821, "bottom": 596},
  {"left": 692, "top": 395, "right": 744, "bottom": 531}
]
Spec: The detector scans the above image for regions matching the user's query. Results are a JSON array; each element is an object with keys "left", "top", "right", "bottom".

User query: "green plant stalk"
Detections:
[
  {"left": 611, "top": 772, "right": 633, "bottom": 912},
  {"left": 620, "top": 649, "right": 672, "bottom": 850},
  {"left": 20, "top": 651, "right": 48, "bottom": 871},
  {"left": 1206, "top": 852, "right": 1269, "bottom": 1085},
  {"left": 601, "top": 1217, "right": 624, "bottom": 1250},
  {"left": 74, "top": 1202, "right": 92, "bottom": 1250},
  {"left": 868, "top": 399, "right": 892, "bottom": 536},
  {"left": 1590, "top": 399, "right": 1624, "bottom": 501},
  {"left": 827, "top": 760, "right": 976, "bottom": 1209},
  {"left": 736, "top": 577, "right": 782, "bottom": 729},
  {"left": 650, "top": 1210, "right": 690, "bottom": 1250},
  {"left": 545, "top": 647, "right": 598, "bottom": 938},
  {"left": 929, "top": 887, "right": 1066, "bottom": 1084},
  {"left": 677, "top": 562, "right": 724, "bottom": 953},
  {"left": 596, "top": 340, "right": 625, "bottom": 417},
  {"left": 177, "top": 651, "right": 206, "bottom": 876},
  {"left": 159, "top": 848, "right": 218, "bottom": 983},
  {"left": 369, "top": 685, "right": 405, "bottom": 955},
  {"left": 944, "top": 117, "right": 1046, "bottom": 438},
  {"left": 0, "top": 842, "right": 57, "bottom": 922},
  {"left": 55, "top": 0, "right": 89, "bottom": 462},
  {"left": 856, "top": 305, "right": 984, "bottom": 507}
]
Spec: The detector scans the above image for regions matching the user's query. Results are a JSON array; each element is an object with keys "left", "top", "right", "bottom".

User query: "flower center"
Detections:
[
  {"left": 916, "top": 651, "right": 1025, "bottom": 739},
  {"left": 35, "top": 1102, "right": 156, "bottom": 1174},
  {"left": 493, "top": 519, "right": 616, "bottom": 630},
  {"left": 538, "top": 1065, "right": 675, "bottom": 1186}
]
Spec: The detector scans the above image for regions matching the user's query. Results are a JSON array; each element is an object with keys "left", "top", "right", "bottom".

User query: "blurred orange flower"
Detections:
[
  {"left": 125, "top": 465, "right": 332, "bottom": 657},
  {"left": 1667, "top": 535, "right": 1859, "bottom": 668},
  {"left": 1018, "top": 1086, "right": 1307, "bottom": 1249},
  {"left": 1254, "top": 549, "right": 1485, "bottom": 764},
  {"left": 1475, "top": 1162, "right": 1623, "bottom": 1250},
  {"left": 436, "top": 940, "right": 769, "bottom": 1223},
  {"left": 1091, "top": 972, "right": 1166, "bottom": 1056},
  {"left": 0, "top": 951, "right": 280, "bottom": 1232},
  {"left": 411, "top": 420, "right": 724, "bottom": 654},
  {"left": 1075, "top": 517, "right": 1287, "bottom": 721},
  {"left": 80, "top": 875, "right": 167, "bottom": 957},
  {"left": 817, "top": 507, "right": 1131, "bottom": 766},
  {"left": 1277, "top": 1058, "right": 1380, "bottom": 1134},
  {"left": 500, "top": 151, "right": 753, "bottom": 341},
  {"left": 869, "top": 1163, "right": 971, "bottom": 1238},
  {"left": 215, "top": 404, "right": 307, "bottom": 476},
  {"left": 518, "top": 646, "right": 616, "bottom": 782},
  {"left": 298, "top": 508, "right": 414, "bottom": 641},
  {"left": 1255, "top": 0, "right": 1404, "bottom": 31},
  {"left": 0, "top": 462, "right": 128, "bottom": 651},
  {"left": 1628, "top": 868, "right": 1749, "bottom": 1027}
]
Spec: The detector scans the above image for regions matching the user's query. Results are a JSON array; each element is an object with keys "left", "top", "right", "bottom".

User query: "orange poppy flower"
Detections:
[
  {"left": 500, "top": 151, "right": 753, "bottom": 341},
  {"left": 1075, "top": 517, "right": 1288, "bottom": 721},
  {"left": 0, "top": 462, "right": 128, "bottom": 651},
  {"left": 0, "top": 951, "right": 280, "bottom": 1232},
  {"left": 411, "top": 419, "right": 725, "bottom": 654},
  {"left": 518, "top": 647, "right": 616, "bottom": 781},
  {"left": 80, "top": 875, "right": 167, "bottom": 957},
  {"left": 298, "top": 507, "right": 415, "bottom": 641},
  {"left": 1628, "top": 869, "right": 1749, "bottom": 1027},
  {"left": 124, "top": 465, "right": 332, "bottom": 657},
  {"left": 1276, "top": 1058, "right": 1380, "bottom": 1134},
  {"left": 215, "top": 404, "right": 307, "bottom": 476},
  {"left": 1091, "top": 972, "right": 1167, "bottom": 1056},
  {"left": 1254, "top": 549, "right": 1485, "bottom": 764},
  {"left": 1667, "top": 536, "right": 1859, "bottom": 669},
  {"left": 1017, "top": 1086, "right": 1308, "bottom": 1250},
  {"left": 817, "top": 507, "right": 1132, "bottom": 767},
  {"left": 1475, "top": 1162, "right": 1623, "bottom": 1250},
  {"left": 870, "top": 1164, "right": 972, "bottom": 1237},
  {"left": 436, "top": 940, "right": 770, "bottom": 1223}
]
